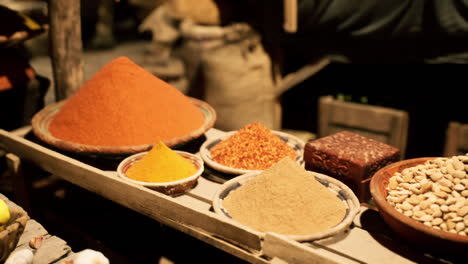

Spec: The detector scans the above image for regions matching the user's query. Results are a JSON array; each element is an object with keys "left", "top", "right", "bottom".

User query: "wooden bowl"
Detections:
[
  {"left": 370, "top": 157, "right": 468, "bottom": 255},
  {"left": 31, "top": 97, "right": 216, "bottom": 156},
  {"left": 116, "top": 151, "right": 203, "bottom": 196}
]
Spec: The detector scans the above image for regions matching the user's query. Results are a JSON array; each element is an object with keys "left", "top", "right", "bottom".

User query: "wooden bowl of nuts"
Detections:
[{"left": 370, "top": 156, "right": 468, "bottom": 255}]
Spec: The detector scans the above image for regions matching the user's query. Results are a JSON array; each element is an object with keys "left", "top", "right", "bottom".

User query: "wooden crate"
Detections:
[{"left": 0, "top": 128, "right": 461, "bottom": 264}]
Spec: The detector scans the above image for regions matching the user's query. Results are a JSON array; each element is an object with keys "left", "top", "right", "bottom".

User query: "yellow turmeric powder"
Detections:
[{"left": 125, "top": 141, "right": 197, "bottom": 183}]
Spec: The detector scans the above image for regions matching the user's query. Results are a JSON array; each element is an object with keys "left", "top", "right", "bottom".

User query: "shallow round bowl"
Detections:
[
  {"left": 31, "top": 97, "right": 216, "bottom": 156},
  {"left": 212, "top": 171, "right": 360, "bottom": 241},
  {"left": 200, "top": 130, "right": 305, "bottom": 175},
  {"left": 117, "top": 151, "right": 203, "bottom": 196},
  {"left": 370, "top": 157, "right": 468, "bottom": 255}
]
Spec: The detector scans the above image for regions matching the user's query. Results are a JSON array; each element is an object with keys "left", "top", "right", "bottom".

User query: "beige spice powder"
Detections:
[{"left": 223, "top": 157, "right": 346, "bottom": 236}]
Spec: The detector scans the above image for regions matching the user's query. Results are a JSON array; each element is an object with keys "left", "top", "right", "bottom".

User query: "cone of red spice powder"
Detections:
[
  {"left": 49, "top": 56, "right": 205, "bottom": 146},
  {"left": 210, "top": 122, "right": 297, "bottom": 170}
]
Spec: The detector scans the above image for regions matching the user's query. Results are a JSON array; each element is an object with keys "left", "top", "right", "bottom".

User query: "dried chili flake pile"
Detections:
[{"left": 210, "top": 122, "right": 296, "bottom": 170}]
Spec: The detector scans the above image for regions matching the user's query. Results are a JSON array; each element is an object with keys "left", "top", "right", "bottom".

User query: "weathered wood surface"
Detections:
[
  {"left": 444, "top": 121, "right": 468, "bottom": 157},
  {"left": 48, "top": 0, "right": 84, "bottom": 100},
  {"left": 0, "top": 129, "right": 263, "bottom": 253},
  {"left": 318, "top": 95, "right": 409, "bottom": 157},
  {"left": 278, "top": 59, "right": 330, "bottom": 94},
  {"left": 0, "top": 193, "right": 74, "bottom": 264},
  {"left": 283, "top": 0, "right": 298, "bottom": 33},
  {"left": 0, "top": 128, "right": 462, "bottom": 264},
  {"left": 5, "top": 153, "right": 31, "bottom": 212},
  {"left": 263, "top": 233, "right": 345, "bottom": 264}
]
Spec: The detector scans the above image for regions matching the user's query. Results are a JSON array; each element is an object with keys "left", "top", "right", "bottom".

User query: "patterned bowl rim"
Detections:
[
  {"left": 199, "top": 130, "right": 305, "bottom": 175},
  {"left": 31, "top": 97, "right": 216, "bottom": 155},
  {"left": 116, "top": 150, "right": 204, "bottom": 188},
  {"left": 212, "top": 170, "right": 361, "bottom": 241}
]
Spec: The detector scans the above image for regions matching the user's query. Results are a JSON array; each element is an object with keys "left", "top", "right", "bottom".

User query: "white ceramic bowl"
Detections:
[
  {"left": 117, "top": 151, "right": 203, "bottom": 196},
  {"left": 212, "top": 171, "right": 360, "bottom": 241},
  {"left": 200, "top": 130, "right": 305, "bottom": 175}
]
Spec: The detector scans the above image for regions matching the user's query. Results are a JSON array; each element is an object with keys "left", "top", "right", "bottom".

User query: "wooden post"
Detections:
[
  {"left": 48, "top": 0, "right": 84, "bottom": 101},
  {"left": 5, "top": 153, "right": 31, "bottom": 213}
]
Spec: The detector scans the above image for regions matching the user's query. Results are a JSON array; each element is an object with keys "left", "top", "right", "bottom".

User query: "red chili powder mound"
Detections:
[
  {"left": 210, "top": 122, "right": 296, "bottom": 170},
  {"left": 49, "top": 56, "right": 205, "bottom": 146}
]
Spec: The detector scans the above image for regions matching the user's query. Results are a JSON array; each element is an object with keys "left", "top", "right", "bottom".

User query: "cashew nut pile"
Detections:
[{"left": 386, "top": 155, "right": 468, "bottom": 236}]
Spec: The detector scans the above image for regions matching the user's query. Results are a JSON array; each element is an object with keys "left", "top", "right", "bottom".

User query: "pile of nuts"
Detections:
[{"left": 386, "top": 155, "right": 468, "bottom": 236}]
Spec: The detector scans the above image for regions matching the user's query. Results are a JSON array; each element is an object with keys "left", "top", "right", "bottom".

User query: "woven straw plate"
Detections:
[
  {"left": 212, "top": 171, "right": 360, "bottom": 242},
  {"left": 31, "top": 97, "right": 216, "bottom": 156},
  {"left": 0, "top": 198, "right": 29, "bottom": 262},
  {"left": 200, "top": 130, "right": 305, "bottom": 175}
]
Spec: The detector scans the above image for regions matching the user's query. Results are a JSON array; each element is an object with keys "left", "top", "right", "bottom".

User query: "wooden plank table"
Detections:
[{"left": 0, "top": 128, "right": 462, "bottom": 264}]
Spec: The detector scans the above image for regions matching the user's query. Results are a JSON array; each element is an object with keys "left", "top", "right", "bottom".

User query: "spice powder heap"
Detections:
[
  {"left": 49, "top": 56, "right": 205, "bottom": 146},
  {"left": 223, "top": 157, "right": 347, "bottom": 236},
  {"left": 125, "top": 141, "right": 197, "bottom": 183},
  {"left": 210, "top": 122, "right": 296, "bottom": 170}
]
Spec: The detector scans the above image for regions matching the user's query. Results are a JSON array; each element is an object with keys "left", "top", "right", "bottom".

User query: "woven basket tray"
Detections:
[{"left": 0, "top": 198, "right": 29, "bottom": 262}]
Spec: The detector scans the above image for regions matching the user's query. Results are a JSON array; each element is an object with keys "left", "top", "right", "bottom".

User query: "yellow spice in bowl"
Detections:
[
  {"left": 125, "top": 141, "right": 196, "bottom": 183},
  {"left": 223, "top": 157, "right": 346, "bottom": 236}
]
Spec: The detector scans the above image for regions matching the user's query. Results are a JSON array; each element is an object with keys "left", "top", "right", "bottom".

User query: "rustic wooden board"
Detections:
[
  {"left": 0, "top": 129, "right": 262, "bottom": 252},
  {"left": 157, "top": 215, "right": 269, "bottom": 264},
  {"left": 263, "top": 233, "right": 352, "bottom": 264},
  {"left": 310, "top": 228, "right": 417, "bottom": 264},
  {"left": 0, "top": 128, "right": 457, "bottom": 264},
  {"left": 444, "top": 121, "right": 468, "bottom": 156},
  {"left": 186, "top": 176, "right": 221, "bottom": 204},
  {"left": 318, "top": 96, "right": 409, "bottom": 156},
  {"left": 174, "top": 192, "right": 212, "bottom": 212}
]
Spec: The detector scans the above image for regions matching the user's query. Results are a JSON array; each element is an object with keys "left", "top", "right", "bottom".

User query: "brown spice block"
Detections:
[{"left": 304, "top": 131, "right": 401, "bottom": 202}]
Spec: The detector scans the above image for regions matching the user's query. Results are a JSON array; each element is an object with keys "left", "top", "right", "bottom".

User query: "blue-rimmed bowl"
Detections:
[
  {"left": 200, "top": 130, "right": 305, "bottom": 175},
  {"left": 212, "top": 171, "right": 360, "bottom": 241}
]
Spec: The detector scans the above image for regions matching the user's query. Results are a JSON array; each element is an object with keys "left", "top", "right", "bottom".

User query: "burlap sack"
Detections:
[
  {"left": 166, "top": 0, "right": 220, "bottom": 25},
  {"left": 139, "top": 6, "right": 188, "bottom": 93},
  {"left": 141, "top": 6, "right": 281, "bottom": 130},
  {"left": 179, "top": 22, "right": 281, "bottom": 130}
]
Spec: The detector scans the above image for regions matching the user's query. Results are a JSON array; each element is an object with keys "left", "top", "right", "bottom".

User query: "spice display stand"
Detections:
[{"left": 0, "top": 128, "right": 461, "bottom": 264}]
